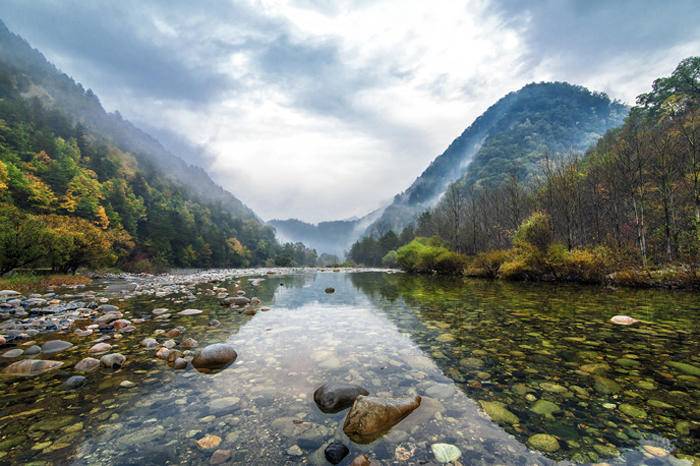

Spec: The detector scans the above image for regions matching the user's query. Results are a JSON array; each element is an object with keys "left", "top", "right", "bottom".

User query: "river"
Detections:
[{"left": 0, "top": 270, "right": 698, "bottom": 465}]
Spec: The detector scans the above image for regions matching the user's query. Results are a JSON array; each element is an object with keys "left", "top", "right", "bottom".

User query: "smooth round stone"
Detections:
[
  {"left": 178, "top": 309, "right": 203, "bottom": 316},
  {"left": 100, "top": 353, "right": 126, "bottom": 369},
  {"left": 192, "top": 343, "right": 237, "bottom": 373},
  {"left": 141, "top": 338, "right": 158, "bottom": 348},
  {"left": 431, "top": 443, "right": 461, "bottom": 463},
  {"left": 324, "top": 441, "right": 349, "bottom": 464},
  {"left": 63, "top": 375, "right": 86, "bottom": 389},
  {"left": 196, "top": 434, "right": 221, "bottom": 450},
  {"left": 41, "top": 340, "right": 73, "bottom": 354},
  {"left": 324, "top": 287, "right": 335, "bottom": 294},
  {"left": 209, "top": 449, "right": 232, "bottom": 465},
  {"left": 119, "top": 380, "right": 136, "bottom": 388},
  {"left": 173, "top": 357, "right": 188, "bottom": 370},
  {"left": 88, "top": 343, "right": 112, "bottom": 354},
  {"left": 610, "top": 315, "right": 639, "bottom": 325},
  {"left": 180, "top": 338, "right": 198, "bottom": 349},
  {"left": 152, "top": 308, "right": 169, "bottom": 315},
  {"left": 24, "top": 345, "right": 41, "bottom": 355},
  {"left": 3, "top": 359, "right": 63, "bottom": 377},
  {"left": 528, "top": 433, "right": 560, "bottom": 452},
  {"left": 2, "top": 348, "right": 23, "bottom": 358}
]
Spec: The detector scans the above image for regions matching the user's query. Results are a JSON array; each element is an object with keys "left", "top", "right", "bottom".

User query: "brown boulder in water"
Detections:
[
  {"left": 314, "top": 382, "right": 369, "bottom": 413},
  {"left": 192, "top": 343, "right": 237, "bottom": 373},
  {"left": 343, "top": 395, "right": 421, "bottom": 443}
]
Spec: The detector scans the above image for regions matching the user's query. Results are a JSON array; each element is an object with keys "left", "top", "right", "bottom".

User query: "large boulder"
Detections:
[
  {"left": 314, "top": 383, "right": 369, "bottom": 413},
  {"left": 343, "top": 395, "right": 421, "bottom": 443},
  {"left": 192, "top": 343, "right": 237, "bottom": 373},
  {"left": 3, "top": 359, "right": 63, "bottom": 377}
]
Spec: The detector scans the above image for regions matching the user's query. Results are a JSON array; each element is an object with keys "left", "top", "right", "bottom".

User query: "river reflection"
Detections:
[{"left": 0, "top": 270, "right": 697, "bottom": 465}]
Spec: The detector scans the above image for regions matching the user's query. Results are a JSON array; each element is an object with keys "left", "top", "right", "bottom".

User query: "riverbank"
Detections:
[
  {"left": 463, "top": 263, "right": 700, "bottom": 290},
  {"left": 0, "top": 274, "right": 92, "bottom": 294}
]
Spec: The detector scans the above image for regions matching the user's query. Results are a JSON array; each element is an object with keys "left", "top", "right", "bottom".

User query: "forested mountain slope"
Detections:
[
  {"left": 367, "top": 82, "right": 628, "bottom": 235},
  {"left": 0, "top": 20, "right": 285, "bottom": 272},
  {"left": 0, "top": 20, "right": 257, "bottom": 221}
]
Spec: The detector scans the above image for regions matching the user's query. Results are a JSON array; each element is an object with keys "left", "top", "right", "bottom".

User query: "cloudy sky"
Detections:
[{"left": 1, "top": 0, "right": 699, "bottom": 222}]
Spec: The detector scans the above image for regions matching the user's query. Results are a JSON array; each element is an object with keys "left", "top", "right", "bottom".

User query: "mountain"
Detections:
[
  {"left": 0, "top": 20, "right": 257, "bottom": 221},
  {"left": 270, "top": 208, "right": 384, "bottom": 258},
  {"left": 367, "top": 82, "right": 628, "bottom": 235},
  {"left": 0, "top": 20, "right": 284, "bottom": 272}
]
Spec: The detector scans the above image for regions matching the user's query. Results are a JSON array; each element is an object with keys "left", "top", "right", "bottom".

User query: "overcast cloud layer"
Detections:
[{"left": 1, "top": 0, "right": 699, "bottom": 222}]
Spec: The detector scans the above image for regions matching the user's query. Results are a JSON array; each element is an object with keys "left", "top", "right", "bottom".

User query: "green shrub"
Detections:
[
  {"left": 395, "top": 237, "right": 465, "bottom": 275},
  {"left": 513, "top": 211, "right": 553, "bottom": 251},
  {"left": 381, "top": 250, "right": 398, "bottom": 267},
  {"left": 466, "top": 249, "right": 511, "bottom": 278},
  {"left": 553, "top": 244, "right": 612, "bottom": 282}
]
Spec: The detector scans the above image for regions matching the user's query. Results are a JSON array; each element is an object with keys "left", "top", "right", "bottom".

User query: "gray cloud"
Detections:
[
  {"left": 0, "top": 0, "right": 243, "bottom": 103},
  {"left": 1, "top": 1, "right": 698, "bottom": 222},
  {"left": 489, "top": 0, "right": 700, "bottom": 75}
]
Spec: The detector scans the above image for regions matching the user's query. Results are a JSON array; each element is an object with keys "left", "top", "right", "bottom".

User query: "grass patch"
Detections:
[{"left": 0, "top": 274, "right": 91, "bottom": 293}]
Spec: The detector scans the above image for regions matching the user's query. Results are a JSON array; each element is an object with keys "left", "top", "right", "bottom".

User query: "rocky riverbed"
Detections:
[{"left": 0, "top": 269, "right": 698, "bottom": 465}]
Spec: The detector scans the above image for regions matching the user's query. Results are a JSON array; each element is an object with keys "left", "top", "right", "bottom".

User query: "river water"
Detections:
[{"left": 0, "top": 270, "right": 698, "bottom": 465}]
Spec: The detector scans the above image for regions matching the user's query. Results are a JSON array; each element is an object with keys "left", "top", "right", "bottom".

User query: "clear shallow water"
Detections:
[{"left": 0, "top": 271, "right": 698, "bottom": 465}]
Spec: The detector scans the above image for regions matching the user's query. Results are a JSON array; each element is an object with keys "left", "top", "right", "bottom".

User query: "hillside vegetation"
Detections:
[
  {"left": 367, "top": 82, "right": 627, "bottom": 235},
  {"left": 0, "top": 22, "right": 320, "bottom": 273},
  {"left": 355, "top": 57, "right": 700, "bottom": 287}
]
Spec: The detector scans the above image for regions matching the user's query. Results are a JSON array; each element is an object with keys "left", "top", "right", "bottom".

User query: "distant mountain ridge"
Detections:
[
  {"left": 270, "top": 208, "right": 384, "bottom": 257},
  {"left": 366, "top": 82, "right": 629, "bottom": 235},
  {"left": 0, "top": 19, "right": 258, "bottom": 221}
]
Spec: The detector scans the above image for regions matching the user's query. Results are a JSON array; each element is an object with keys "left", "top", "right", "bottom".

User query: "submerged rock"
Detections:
[
  {"left": 141, "top": 337, "right": 158, "bottom": 348},
  {"left": 594, "top": 376, "right": 621, "bottom": 394},
  {"left": 177, "top": 309, "right": 203, "bottom": 316},
  {"left": 181, "top": 337, "right": 198, "bottom": 349},
  {"left": 63, "top": 375, "right": 86, "bottom": 389},
  {"left": 3, "top": 359, "right": 63, "bottom": 377},
  {"left": 343, "top": 395, "right": 421, "bottom": 443},
  {"left": 100, "top": 353, "right": 126, "bottom": 369},
  {"left": 314, "top": 382, "right": 369, "bottom": 413},
  {"left": 41, "top": 340, "right": 73, "bottom": 354},
  {"left": 209, "top": 449, "right": 232, "bottom": 464},
  {"left": 324, "top": 441, "right": 349, "bottom": 464},
  {"left": 528, "top": 433, "right": 560, "bottom": 452},
  {"left": 88, "top": 342, "right": 112, "bottom": 354},
  {"left": 619, "top": 403, "right": 647, "bottom": 419},
  {"left": 74, "top": 357, "right": 100, "bottom": 372},
  {"left": 431, "top": 443, "right": 461, "bottom": 463},
  {"left": 324, "top": 287, "right": 335, "bottom": 294},
  {"left": 667, "top": 361, "right": 700, "bottom": 376},
  {"left": 196, "top": 434, "right": 221, "bottom": 450},
  {"left": 479, "top": 400, "right": 519, "bottom": 425},
  {"left": 2, "top": 348, "right": 23, "bottom": 358},
  {"left": 192, "top": 343, "right": 237, "bottom": 373},
  {"left": 531, "top": 399, "right": 560, "bottom": 418},
  {"left": 610, "top": 315, "right": 639, "bottom": 326}
]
